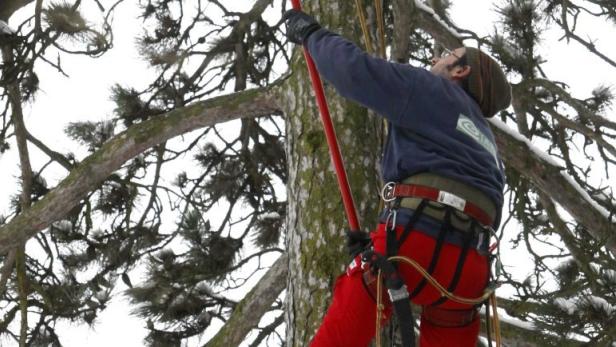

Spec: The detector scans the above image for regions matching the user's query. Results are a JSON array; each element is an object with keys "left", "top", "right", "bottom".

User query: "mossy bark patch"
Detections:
[{"left": 282, "top": 1, "right": 383, "bottom": 345}]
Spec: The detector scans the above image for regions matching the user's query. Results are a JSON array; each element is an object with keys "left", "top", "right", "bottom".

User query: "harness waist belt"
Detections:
[{"left": 384, "top": 183, "right": 494, "bottom": 227}]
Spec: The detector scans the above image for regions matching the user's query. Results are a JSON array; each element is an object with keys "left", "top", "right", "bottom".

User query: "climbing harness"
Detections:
[
  {"left": 366, "top": 180, "right": 503, "bottom": 347},
  {"left": 373, "top": 255, "right": 501, "bottom": 346}
]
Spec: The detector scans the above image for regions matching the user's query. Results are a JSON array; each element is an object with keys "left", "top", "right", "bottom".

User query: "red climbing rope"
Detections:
[{"left": 290, "top": 0, "right": 360, "bottom": 231}]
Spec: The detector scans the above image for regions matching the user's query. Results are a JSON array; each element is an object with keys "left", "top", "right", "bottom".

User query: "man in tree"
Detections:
[{"left": 283, "top": 8, "right": 511, "bottom": 347}]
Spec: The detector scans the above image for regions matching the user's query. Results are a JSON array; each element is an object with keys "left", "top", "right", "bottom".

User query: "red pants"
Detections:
[{"left": 310, "top": 223, "right": 489, "bottom": 347}]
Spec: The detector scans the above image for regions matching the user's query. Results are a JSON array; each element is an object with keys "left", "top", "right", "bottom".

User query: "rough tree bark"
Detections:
[
  {"left": 281, "top": 1, "right": 383, "bottom": 345},
  {"left": 2, "top": 40, "right": 32, "bottom": 347},
  {"left": 0, "top": 3, "right": 614, "bottom": 344}
]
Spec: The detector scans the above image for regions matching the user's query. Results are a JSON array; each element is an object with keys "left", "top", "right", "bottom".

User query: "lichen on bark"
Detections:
[{"left": 282, "top": 1, "right": 383, "bottom": 344}]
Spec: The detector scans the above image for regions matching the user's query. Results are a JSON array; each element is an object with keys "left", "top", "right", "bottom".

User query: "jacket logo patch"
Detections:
[{"left": 456, "top": 114, "right": 498, "bottom": 163}]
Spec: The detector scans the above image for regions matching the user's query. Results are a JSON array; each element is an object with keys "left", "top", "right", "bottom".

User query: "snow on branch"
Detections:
[
  {"left": 490, "top": 118, "right": 564, "bottom": 168},
  {"left": 413, "top": 0, "right": 463, "bottom": 40},
  {"left": 412, "top": 0, "right": 463, "bottom": 49},
  {"left": 489, "top": 118, "right": 616, "bottom": 255}
]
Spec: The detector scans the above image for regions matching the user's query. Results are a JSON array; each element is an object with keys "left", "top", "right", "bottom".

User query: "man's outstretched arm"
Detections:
[
  {"left": 283, "top": 9, "right": 425, "bottom": 123},
  {"left": 305, "top": 28, "right": 417, "bottom": 122}
]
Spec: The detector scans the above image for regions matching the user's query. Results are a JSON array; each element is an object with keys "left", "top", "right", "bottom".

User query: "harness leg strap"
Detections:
[
  {"left": 422, "top": 305, "right": 478, "bottom": 328},
  {"left": 429, "top": 221, "right": 477, "bottom": 307},
  {"left": 409, "top": 209, "right": 452, "bottom": 299},
  {"left": 362, "top": 251, "right": 416, "bottom": 347}
]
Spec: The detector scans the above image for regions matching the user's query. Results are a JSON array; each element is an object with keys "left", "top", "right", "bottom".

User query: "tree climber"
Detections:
[{"left": 283, "top": 8, "right": 512, "bottom": 347}]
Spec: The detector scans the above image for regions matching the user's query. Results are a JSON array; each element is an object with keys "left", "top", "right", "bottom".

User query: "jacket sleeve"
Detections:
[{"left": 305, "top": 28, "right": 421, "bottom": 123}]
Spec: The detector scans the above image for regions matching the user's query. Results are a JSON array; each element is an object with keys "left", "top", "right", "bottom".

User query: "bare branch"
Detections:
[
  {"left": 490, "top": 119, "right": 616, "bottom": 256},
  {"left": 26, "top": 130, "right": 75, "bottom": 170},
  {"left": 391, "top": 0, "right": 413, "bottom": 63},
  {"left": 553, "top": 14, "right": 616, "bottom": 68},
  {"left": 412, "top": 1, "right": 462, "bottom": 49},
  {"left": 2, "top": 40, "right": 33, "bottom": 347},
  {"left": 0, "top": 0, "right": 34, "bottom": 20},
  {"left": 535, "top": 102, "right": 616, "bottom": 159},
  {"left": 0, "top": 83, "right": 283, "bottom": 254},
  {"left": 0, "top": 249, "right": 16, "bottom": 296},
  {"left": 521, "top": 78, "right": 616, "bottom": 131},
  {"left": 205, "top": 253, "right": 287, "bottom": 347}
]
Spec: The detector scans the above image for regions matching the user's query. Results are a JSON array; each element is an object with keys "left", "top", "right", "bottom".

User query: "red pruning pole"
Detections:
[{"left": 290, "top": 0, "right": 360, "bottom": 231}]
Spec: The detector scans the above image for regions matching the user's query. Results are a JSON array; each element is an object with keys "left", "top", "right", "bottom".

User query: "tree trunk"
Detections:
[{"left": 282, "top": 1, "right": 383, "bottom": 345}]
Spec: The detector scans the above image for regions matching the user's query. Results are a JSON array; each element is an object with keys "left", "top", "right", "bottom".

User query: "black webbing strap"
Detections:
[
  {"left": 485, "top": 235, "right": 496, "bottom": 347},
  {"left": 385, "top": 199, "right": 401, "bottom": 260},
  {"left": 386, "top": 212, "right": 398, "bottom": 260},
  {"left": 397, "top": 199, "right": 429, "bottom": 248},
  {"left": 389, "top": 287, "right": 415, "bottom": 347},
  {"left": 409, "top": 208, "right": 452, "bottom": 299},
  {"left": 361, "top": 251, "right": 415, "bottom": 347},
  {"left": 377, "top": 200, "right": 428, "bottom": 347},
  {"left": 485, "top": 299, "right": 493, "bottom": 347},
  {"left": 429, "top": 221, "right": 477, "bottom": 307}
]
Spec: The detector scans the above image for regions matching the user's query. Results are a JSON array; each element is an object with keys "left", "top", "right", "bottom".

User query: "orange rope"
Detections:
[
  {"left": 374, "top": 255, "right": 501, "bottom": 347},
  {"left": 354, "top": 0, "right": 373, "bottom": 54}
]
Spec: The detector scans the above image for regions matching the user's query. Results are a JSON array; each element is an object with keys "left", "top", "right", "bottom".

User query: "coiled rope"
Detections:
[{"left": 374, "top": 255, "right": 502, "bottom": 347}]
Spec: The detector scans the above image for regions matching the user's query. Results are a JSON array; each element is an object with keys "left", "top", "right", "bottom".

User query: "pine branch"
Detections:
[
  {"left": 2, "top": 43, "right": 33, "bottom": 347},
  {"left": 26, "top": 130, "right": 75, "bottom": 170},
  {"left": 0, "top": 82, "right": 283, "bottom": 255},
  {"left": 490, "top": 119, "right": 616, "bottom": 256},
  {"left": 412, "top": 0, "right": 463, "bottom": 49},
  {"left": 183, "top": 0, "right": 273, "bottom": 90},
  {"left": 204, "top": 253, "right": 287, "bottom": 347},
  {"left": 487, "top": 307, "right": 580, "bottom": 346},
  {"left": 521, "top": 78, "right": 616, "bottom": 131},
  {"left": 495, "top": 297, "right": 589, "bottom": 346},
  {"left": 0, "top": 249, "right": 16, "bottom": 296},
  {"left": 537, "top": 194, "right": 603, "bottom": 292}
]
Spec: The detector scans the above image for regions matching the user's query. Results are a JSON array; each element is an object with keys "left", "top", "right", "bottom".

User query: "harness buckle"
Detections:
[
  {"left": 381, "top": 182, "right": 397, "bottom": 202},
  {"left": 388, "top": 285, "right": 410, "bottom": 302},
  {"left": 436, "top": 190, "right": 466, "bottom": 212}
]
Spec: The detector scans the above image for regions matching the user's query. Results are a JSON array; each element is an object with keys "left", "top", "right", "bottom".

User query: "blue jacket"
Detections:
[{"left": 306, "top": 29, "right": 505, "bottom": 229}]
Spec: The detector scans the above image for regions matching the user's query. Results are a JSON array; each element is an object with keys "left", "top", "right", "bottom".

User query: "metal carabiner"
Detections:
[
  {"left": 384, "top": 208, "right": 398, "bottom": 231},
  {"left": 381, "top": 182, "right": 397, "bottom": 202}
]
